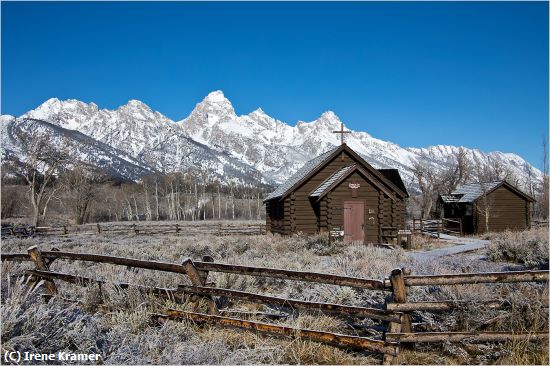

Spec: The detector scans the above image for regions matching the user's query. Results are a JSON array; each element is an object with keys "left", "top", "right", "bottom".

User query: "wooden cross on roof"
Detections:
[{"left": 332, "top": 123, "right": 351, "bottom": 145}]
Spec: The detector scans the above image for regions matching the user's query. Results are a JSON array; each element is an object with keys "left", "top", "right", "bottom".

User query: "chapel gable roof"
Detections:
[
  {"left": 308, "top": 164, "right": 401, "bottom": 202},
  {"left": 264, "top": 144, "right": 408, "bottom": 202}
]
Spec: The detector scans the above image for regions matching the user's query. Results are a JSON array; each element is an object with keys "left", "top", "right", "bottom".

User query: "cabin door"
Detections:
[{"left": 343, "top": 201, "right": 365, "bottom": 242}]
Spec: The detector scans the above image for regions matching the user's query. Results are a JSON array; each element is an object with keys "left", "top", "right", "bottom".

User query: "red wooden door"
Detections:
[{"left": 343, "top": 201, "right": 365, "bottom": 242}]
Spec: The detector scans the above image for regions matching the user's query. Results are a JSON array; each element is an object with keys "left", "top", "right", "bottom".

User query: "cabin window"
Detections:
[{"left": 465, "top": 205, "right": 472, "bottom": 216}]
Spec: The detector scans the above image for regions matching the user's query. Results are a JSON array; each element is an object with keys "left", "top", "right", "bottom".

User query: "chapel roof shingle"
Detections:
[
  {"left": 309, "top": 164, "right": 356, "bottom": 198},
  {"left": 264, "top": 146, "right": 340, "bottom": 201}
]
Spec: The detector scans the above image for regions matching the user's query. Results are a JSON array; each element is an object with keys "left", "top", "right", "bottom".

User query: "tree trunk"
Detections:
[{"left": 155, "top": 180, "right": 160, "bottom": 221}]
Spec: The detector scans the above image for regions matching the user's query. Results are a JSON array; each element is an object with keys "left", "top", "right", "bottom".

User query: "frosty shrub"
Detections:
[
  {"left": 486, "top": 227, "right": 549, "bottom": 269},
  {"left": 293, "top": 232, "right": 347, "bottom": 256}
]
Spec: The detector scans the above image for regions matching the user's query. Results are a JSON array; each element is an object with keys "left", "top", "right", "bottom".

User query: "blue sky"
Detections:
[{"left": 2, "top": 1, "right": 548, "bottom": 167}]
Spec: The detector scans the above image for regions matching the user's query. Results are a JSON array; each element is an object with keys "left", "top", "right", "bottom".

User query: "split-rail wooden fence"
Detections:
[
  {"left": 411, "top": 218, "right": 463, "bottom": 237},
  {"left": 1, "top": 222, "right": 265, "bottom": 239},
  {"left": 1, "top": 247, "right": 548, "bottom": 364}
]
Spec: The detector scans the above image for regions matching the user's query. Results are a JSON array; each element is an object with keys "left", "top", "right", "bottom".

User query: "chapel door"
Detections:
[{"left": 343, "top": 201, "right": 365, "bottom": 243}]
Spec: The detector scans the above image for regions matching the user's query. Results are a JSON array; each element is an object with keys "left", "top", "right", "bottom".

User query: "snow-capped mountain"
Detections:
[
  {"left": 2, "top": 90, "right": 543, "bottom": 190},
  {"left": 2, "top": 117, "right": 155, "bottom": 181}
]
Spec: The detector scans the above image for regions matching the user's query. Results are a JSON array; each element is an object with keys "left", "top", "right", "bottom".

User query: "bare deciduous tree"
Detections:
[
  {"left": 61, "top": 165, "right": 102, "bottom": 225},
  {"left": 14, "top": 128, "right": 71, "bottom": 226},
  {"left": 472, "top": 155, "right": 502, "bottom": 233},
  {"left": 440, "top": 147, "right": 472, "bottom": 193},
  {"left": 411, "top": 155, "right": 438, "bottom": 218}
]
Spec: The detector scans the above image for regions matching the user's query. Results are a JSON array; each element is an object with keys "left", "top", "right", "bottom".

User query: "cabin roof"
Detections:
[
  {"left": 264, "top": 144, "right": 409, "bottom": 202},
  {"left": 449, "top": 181, "right": 535, "bottom": 203},
  {"left": 309, "top": 164, "right": 356, "bottom": 198},
  {"left": 451, "top": 181, "right": 502, "bottom": 202}
]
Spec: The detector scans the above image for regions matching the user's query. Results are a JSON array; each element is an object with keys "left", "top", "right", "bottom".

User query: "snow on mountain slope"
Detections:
[
  {"left": 3, "top": 90, "right": 543, "bottom": 190},
  {"left": 3, "top": 118, "right": 155, "bottom": 180},
  {"left": 22, "top": 98, "right": 177, "bottom": 158}
]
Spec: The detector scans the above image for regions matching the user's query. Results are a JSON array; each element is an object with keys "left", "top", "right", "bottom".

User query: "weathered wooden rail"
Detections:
[
  {"left": 1, "top": 247, "right": 548, "bottom": 364},
  {"left": 1, "top": 225, "right": 36, "bottom": 239},
  {"left": 155, "top": 309, "right": 399, "bottom": 355},
  {"left": 4, "top": 222, "right": 266, "bottom": 238},
  {"left": 386, "top": 331, "right": 548, "bottom": 343},
  {"left": 533, "top": 220, "right": 549, "bottom": 228}
]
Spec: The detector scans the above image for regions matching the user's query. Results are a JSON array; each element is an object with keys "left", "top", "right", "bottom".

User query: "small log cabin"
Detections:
[
  {"left": 264, "top": 144, "right": 409, "bottom": 243},
  {"left": 437, "top": 181, "right": 534, "bottom": 234}
]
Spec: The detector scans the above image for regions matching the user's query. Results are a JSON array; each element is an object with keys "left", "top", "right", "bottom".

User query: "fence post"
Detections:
[
  {"left": 27, "top": 246, "right": 57, "bottom": 295},
  {"left": 383, "top": 315, "right": 402, "bottom": 365},
  {"left": 133, "top": 224, "right": 138, "bottom": 235},
  {"left": 182, "top": 258, "right": 219, "bottom": 315},
  {"left": 390, "top": 268, "right": 412, "bottom": 333},
  {"left": 175, "top": 224, "right": 180, "bottom": 234},
  {"left": 63, "top": 226, "right": 68, "bottom": 235},
  {"left": 197, "top": 255, "right": 214, "bottom": 285},
  {"left": 384, "top": 267, "right": 413, "bottom": 364},
  {"left": 459, "top": 218, "right": 463, "bottom": 236},
  {"left": 97, "top": 223, "right": 101, "bottom": 234}
]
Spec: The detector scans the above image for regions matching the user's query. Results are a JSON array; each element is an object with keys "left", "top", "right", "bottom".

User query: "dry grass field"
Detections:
[{"left": 1, "top": 223, "right": 548, "bottom": 365}]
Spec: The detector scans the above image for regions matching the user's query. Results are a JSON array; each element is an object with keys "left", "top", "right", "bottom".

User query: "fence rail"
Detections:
[
  {"left": 533, "top": 220, "right": 549, "bottom": 228},
  {"left": 155, "top": 310, "right": 399, "bottom": 355},
  {"left": 1, "top": 247, "right": 548, "bottom": 365},
  {"left": 386, "top": 300, "right": 512, "bottom": 312},
  {"left": 411, "top": 218, "right": 463, "bottom": 237},
  {"left": 1, "top": 222, "right": 266, "bottom": 239},
  {"left": 385, "top": 331, "right": 548, "bottom": 343},
  {"left": 24, "top": 269, "right": 399, "bottom": 323},
  {"left": 401, "top": 270, "right": 548, "bottom": 286}
]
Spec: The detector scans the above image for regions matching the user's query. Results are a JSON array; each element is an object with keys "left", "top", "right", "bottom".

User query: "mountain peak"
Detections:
[
  {"left": 123, "top": 99, "right": 151, "bottom": 110},
  {"left": 319, "top": 110, "right": 339, "bottom": 121},
  {"left": 186, "top": 90, "right": 236, "bottom": 121},
  {"left": 250, "top": 107, "right": 267, "bottom": 116},
  {"left": 203, "top": 90, "right": 228, "bottom": 103},
  {"left": 21, "top": 97, "right": 64, "bottom": 121},
  {"left": 312, "top": 110, "right": 343, "bottom": 129},
  {"left": 43, "top": 97, "right": 62, "bottom": 106}
]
